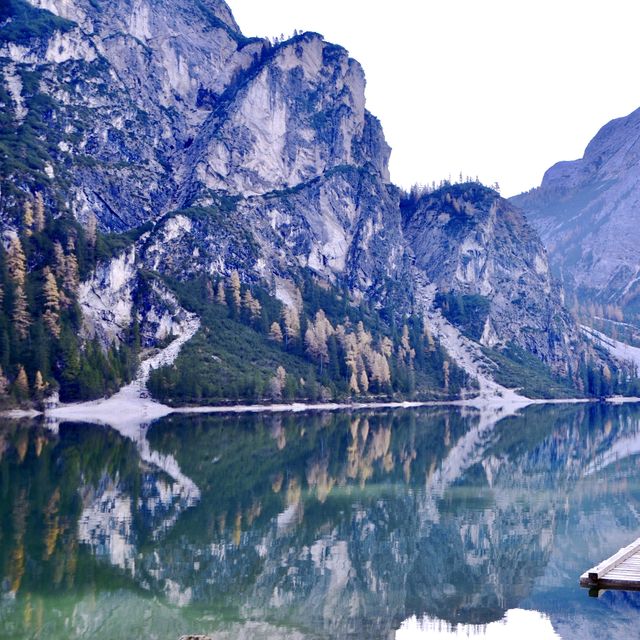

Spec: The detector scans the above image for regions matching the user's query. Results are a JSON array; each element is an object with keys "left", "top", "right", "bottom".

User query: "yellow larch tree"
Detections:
[
  {"left": 22, "top": 201, "right": 34, "bottom": 236},
  {"left": 34, "top": 193, "right": 45, "bottom": 232},
  {"left": 42, "top": 268, "right": 61, "bottom": 338},
  {"left": 269, "top": 322, "right": 284, "bottom": 344},
  {"left": 7, "top": 236, "right": 27, "bottom": 287},
  {"left": 229, "top": 270, "right": 241, "bottom": 309}
]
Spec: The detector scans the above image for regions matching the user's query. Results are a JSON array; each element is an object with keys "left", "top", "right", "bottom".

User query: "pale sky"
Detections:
[{"left": 230, "top": 0, "right": 640, "bottom": 197}]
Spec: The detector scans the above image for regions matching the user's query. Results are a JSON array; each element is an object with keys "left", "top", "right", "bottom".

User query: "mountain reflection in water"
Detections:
[{"left": 1, "top": 403, "right": 640, "bottom": 638}]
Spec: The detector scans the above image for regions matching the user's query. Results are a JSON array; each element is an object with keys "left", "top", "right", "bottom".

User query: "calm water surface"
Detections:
[{"left": 1, "top": 403, "right": 640, "bottom": 639}]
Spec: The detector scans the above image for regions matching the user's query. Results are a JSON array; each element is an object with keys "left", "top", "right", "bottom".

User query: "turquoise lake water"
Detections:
[{"left": 1, "top": 403, "right": 640, "bottom": 638}]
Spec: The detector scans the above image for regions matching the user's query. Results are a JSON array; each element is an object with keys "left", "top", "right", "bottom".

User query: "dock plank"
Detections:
[{"left": 580, "top": 537, "right": 640, "bottom": 591}]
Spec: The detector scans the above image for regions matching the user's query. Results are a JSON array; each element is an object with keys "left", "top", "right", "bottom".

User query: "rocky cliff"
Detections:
[
  {"left": 512, "top": 107, "right": 640, "bottom": 316},
  {"left": 403, "top": 183, "right": 584, "bottom": 375},
  {"left": 0, "top": 0, "right": 604, "bottom": 397}
]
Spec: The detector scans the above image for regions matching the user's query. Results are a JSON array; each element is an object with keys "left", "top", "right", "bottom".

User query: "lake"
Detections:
[{"left": 1, "top": 403, "right": 640, "bottom": 639}]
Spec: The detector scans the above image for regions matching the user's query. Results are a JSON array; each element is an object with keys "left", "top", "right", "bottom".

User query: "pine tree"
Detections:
[
  {"left": 230, "top": 271, "right": 241, "bottom": 309},
  {"left": 12, "top": 285, "right": 31, "bottom": 339},
  {"left": 7, "top": 237, "right": 27, "bottom": 287},
  {"left": 34, "top": 193, "right": 45, "bottom": 232},
  {"left": 269, "top": 322, "right": 284, "bottom": 344},
  {"left": 42, "top": 268, "right": 61, "bottom": 338},
  {"left": 23, "top": 201, "right": 34, "bottom": 236}
]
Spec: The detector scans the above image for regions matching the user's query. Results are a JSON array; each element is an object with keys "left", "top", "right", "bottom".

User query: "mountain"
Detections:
[
  {"left": 512, "top": 107, "right": 640, "bottom": 321},
  {"left": 0, "top": 0, "right": 619, "bottom": 405},
  {"left": 402, "top": 183, "right": 583, "bottom": 377}
]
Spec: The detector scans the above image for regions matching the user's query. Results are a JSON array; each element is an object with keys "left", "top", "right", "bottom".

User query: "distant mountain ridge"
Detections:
[{"left": 512, "top": 106, "right": 640, "bottom": 319}]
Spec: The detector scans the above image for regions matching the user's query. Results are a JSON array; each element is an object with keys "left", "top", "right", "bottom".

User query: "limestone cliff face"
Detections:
[
  {"left": 512, "top": 107, "right": 640, "bottom": 310},
  {"left": 2, "top": 0, "right": 264, "bottom": 229},
  {"left": 0, "top": 0, "right": 592, "bottom": 384},
  {"left": 403, "top": 184, "right": 583, "bottom": 374},
  {"left": 186, "top": 32, "right": 391, "bottom": 198}
]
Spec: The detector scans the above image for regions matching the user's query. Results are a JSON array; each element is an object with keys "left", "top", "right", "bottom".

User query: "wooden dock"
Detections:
[{"left": 580, "top": 536, "right": 640, "bottom": 591}]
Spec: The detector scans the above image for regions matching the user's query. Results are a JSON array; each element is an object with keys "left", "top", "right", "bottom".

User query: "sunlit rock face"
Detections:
[
  {"left": 187, "top": 32, "right": 391, "bottom": 197},
  {"left": 512, "top": 107, "right": 640, "bottom": 312}
]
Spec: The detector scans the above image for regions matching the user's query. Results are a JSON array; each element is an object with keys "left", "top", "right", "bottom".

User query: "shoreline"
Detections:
[
  {"left": 3, "top": 312, "right": 639, "bottom": 427},
  {"left": 2, "top": 393, "right": 637, "bottom": 426}
]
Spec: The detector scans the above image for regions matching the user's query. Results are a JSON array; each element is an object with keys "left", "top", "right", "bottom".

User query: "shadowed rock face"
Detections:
[
  {"left": 512, "top": 107, "right": 640, "bottom": 311},
  {"left": 2, "top": 0, "right": 263, "bottom": 228},
  {"left": 402, "top": 183, "right": 584, "bottom": 375}
]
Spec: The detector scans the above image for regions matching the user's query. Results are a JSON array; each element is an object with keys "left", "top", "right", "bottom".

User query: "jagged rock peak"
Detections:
[
  {"left": 26, "top": 0, "right": 242, "bottom": 36},
  {"left": 187, "top": 30, "right": 391, "bottom": 198}
]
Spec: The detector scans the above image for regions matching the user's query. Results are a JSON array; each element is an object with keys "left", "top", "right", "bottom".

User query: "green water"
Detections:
[{"left": 1, "top": 403, "right": 640, "bottom": 639}]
